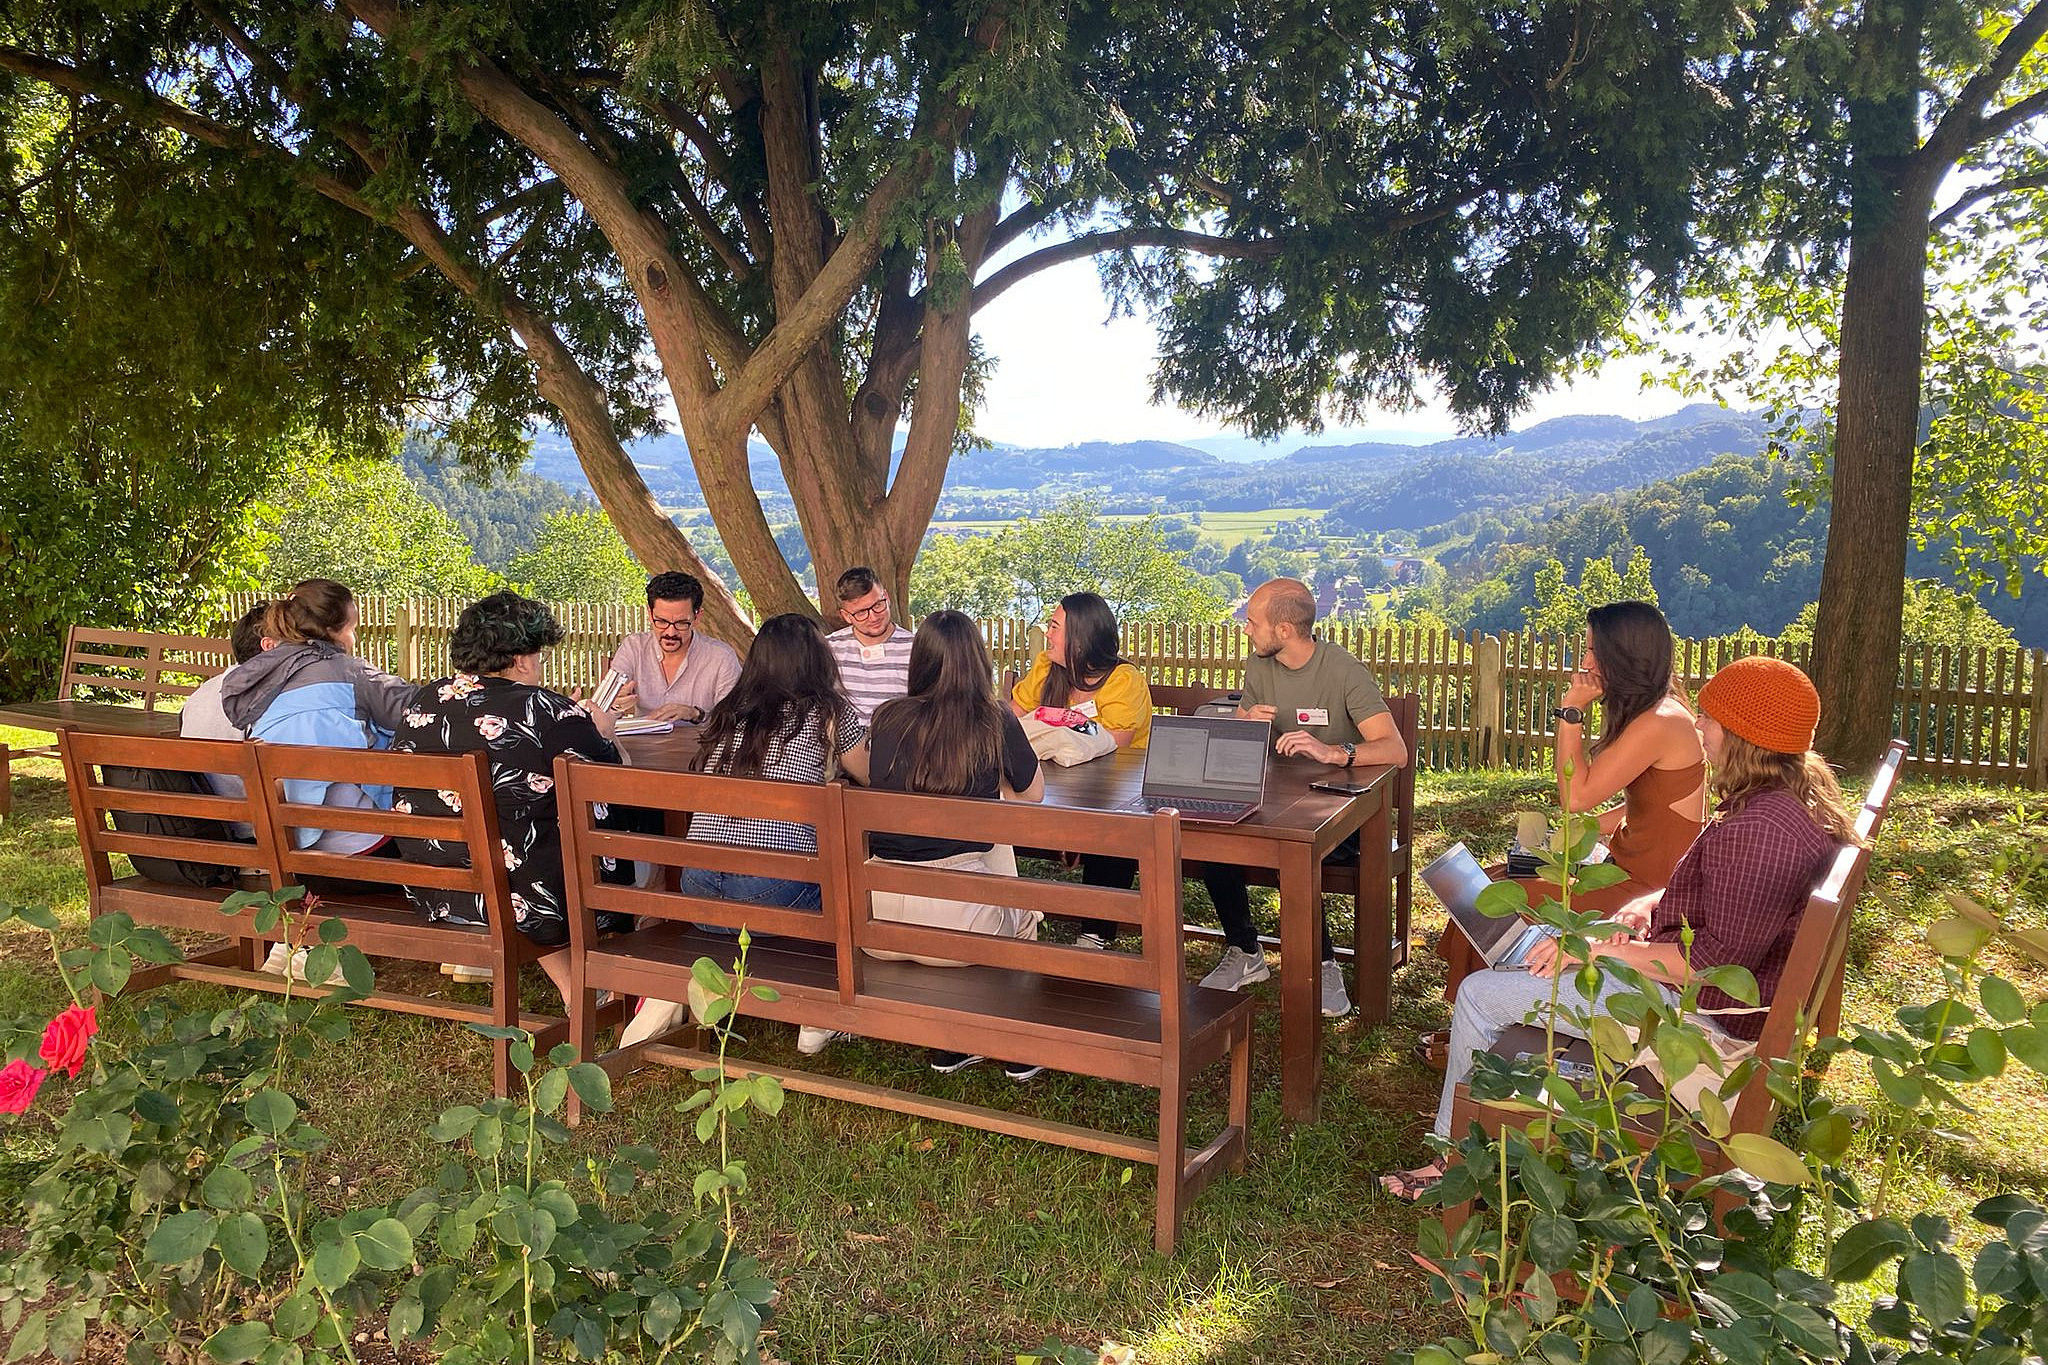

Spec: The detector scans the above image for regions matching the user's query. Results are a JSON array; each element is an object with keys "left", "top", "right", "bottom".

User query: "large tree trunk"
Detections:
[
  {"left": 1810, "top": 1, "right": 1931, "bottom": 767},
  {"left": 1813, "top": 207, "right": 1928, "bottom": 765}
]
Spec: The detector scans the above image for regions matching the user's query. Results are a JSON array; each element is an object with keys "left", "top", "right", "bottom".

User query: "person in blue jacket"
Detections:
[{"left": 221, "top": 578, "right": 415, "bottom": 856}]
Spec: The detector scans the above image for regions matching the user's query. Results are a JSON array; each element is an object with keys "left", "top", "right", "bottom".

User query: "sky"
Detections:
[{"left": 969, "top": 251, "right": 1708, "bottom": 451}]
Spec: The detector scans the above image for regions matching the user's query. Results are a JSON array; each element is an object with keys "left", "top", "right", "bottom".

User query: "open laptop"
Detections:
[
  {"left": 1116, "top": 714, "right": 1269, "bottom": 824},
  {"left": 1421, "top": 842, "right": 1557, "bottom": 970}
]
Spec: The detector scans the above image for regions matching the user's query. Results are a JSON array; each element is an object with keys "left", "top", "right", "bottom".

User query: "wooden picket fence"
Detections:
[{"left": 218, "top": 594, "right": 2048, "bottom": 788}]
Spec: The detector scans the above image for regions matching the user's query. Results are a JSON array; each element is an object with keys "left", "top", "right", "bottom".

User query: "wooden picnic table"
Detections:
[
  {"left": 0, "top": 698, "right": 187, "bottom": 739},
  {"left": 616, "top": 725, "right": 1391, "bottom": 1124}
]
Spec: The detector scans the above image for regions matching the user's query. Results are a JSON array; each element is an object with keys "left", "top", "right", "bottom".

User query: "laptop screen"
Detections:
[
  {"left": 1142, "top": 715, "right": 1269, "bottom": 803},
  {"left": 1421, "top": 842, "right": 1526, "bottom": 961}
]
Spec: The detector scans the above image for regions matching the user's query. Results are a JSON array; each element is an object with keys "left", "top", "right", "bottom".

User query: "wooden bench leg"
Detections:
[
  {"left": 1155, "top": 1073, "right": 1188, "bottom": 1255},
  {"left": 1227, "top": 1022, "right": 1252, "bottom": 1176},
  {"left": 0, "top": 743, "right": 11, "bottom": 818},
  {"left": 491, "top": 952, "right": 520, "bottom": 1100}
]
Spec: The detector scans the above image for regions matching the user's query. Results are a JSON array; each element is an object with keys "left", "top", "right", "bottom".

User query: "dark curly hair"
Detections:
[
  {"left": 645, "top": 570, "right": 704, "bottom": 611},
  {"left": 451, "top": 591, "right": 565, "bottom": 675}
]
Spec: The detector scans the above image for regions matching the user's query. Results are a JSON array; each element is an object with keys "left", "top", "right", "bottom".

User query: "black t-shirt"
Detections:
[{"left": 866, "top": 703, "right": 1040, "bottom": 861}]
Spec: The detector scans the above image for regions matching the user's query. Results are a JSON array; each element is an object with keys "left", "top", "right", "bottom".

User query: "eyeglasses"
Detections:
[
  {"left": 846, "top": 595, "right": 890, "bottom": 623},
  {"left": 650, "top": 613, "right": 696, "bottom": 634}
]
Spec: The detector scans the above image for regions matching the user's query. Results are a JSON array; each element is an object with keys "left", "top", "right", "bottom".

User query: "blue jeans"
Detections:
[{"left": 676, "top": 867, "right": 821, "bottom": 936}]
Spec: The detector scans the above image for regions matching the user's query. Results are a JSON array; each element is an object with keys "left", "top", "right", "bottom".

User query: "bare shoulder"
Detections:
[{"left": 1645, "top": 697, "right": 1706, "bottom": 765}]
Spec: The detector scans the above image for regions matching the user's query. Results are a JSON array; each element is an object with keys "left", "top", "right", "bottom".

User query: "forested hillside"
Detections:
[
  {"left": 1410, "top": 453, "right": 2048, "bottom": 645},
  {"left": 400, "top": 443, "right": 594, "bottom": 570}
]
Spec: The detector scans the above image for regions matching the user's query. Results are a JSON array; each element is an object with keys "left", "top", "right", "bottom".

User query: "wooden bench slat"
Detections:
[
  {"left": 268, "top": 802, "right": 470, "bottom": 842},
  {"left": 857, "top": 859, "right": 1149, "bottom": 926},
  {"left": 277, "top": 851, "right": 486, "bottom": 896},
  {"left": 80, "top": 785, "right": 257, "bottom": 822},
  {"left": 594, "top": 891, "right": 834, "bottom": 944},
  {"left": 93, "top": 830, "right": 264, "bottom": 867},
  {"left": 856, "top": 919, "right": 1162, "bottom": 991},
  {"left": 581, "top": 831, "right": 824, "bottom": 881}
]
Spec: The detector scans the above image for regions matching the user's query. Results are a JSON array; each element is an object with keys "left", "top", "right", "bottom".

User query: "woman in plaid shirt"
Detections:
[{"left": 1383, "top": 656, "right": 1860, "bottom": 1200}]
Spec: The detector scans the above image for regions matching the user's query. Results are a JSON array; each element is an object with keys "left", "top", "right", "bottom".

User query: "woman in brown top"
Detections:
[{"left": 1429, "top": 601, "right": 1706, "bottom": 1032}]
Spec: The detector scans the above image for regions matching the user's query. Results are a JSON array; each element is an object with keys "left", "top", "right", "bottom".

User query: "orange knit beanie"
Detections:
[{"left": 1697, "top": 656, "right": 1820, "bottom": 755}]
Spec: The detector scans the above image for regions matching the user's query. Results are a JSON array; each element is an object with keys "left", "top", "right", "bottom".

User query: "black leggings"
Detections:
[{"left": 1079, "top": 846, "right": 1345, "bottom": 961}]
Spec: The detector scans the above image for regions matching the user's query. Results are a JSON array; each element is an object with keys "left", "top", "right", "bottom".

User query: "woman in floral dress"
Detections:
[{"left": 391, "top": 591, "right": 631, "bottom": 1000}]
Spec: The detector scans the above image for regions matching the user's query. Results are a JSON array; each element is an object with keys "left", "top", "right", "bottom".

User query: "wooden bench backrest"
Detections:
[
  {"left": 59, "top": 730, "right": 278, "bottom": 892},
  {"left": 63, "top": 627, "right": 232, "bottom": 709},
  {"left": 1729, "top": 739, "right": 1907, "bottom": 1131},
  {"left": 554, "top": 760, "right": 847, "bottom": 951},
  {"left": 249, "top": 744, "right": 515, "bottom": 921},
  {"left": 1149, "top": 683, "right": 1230, "bottom": 716},
  {"left": 837, "top": 785, "right": 1181, "bottom": 996}
]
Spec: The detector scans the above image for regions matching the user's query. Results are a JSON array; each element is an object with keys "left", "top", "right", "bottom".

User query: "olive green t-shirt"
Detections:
[{"left": 1240, "top": 640, "right": 1389, "bottom": 747}]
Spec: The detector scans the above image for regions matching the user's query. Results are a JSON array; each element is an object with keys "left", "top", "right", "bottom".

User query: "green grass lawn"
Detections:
[{"left": 4, "top": 726, "right": 2047, "bottom": 1362}]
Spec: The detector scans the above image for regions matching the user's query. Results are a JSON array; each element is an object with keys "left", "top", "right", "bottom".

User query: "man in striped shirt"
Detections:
[{"left": 826, "top": 566, "right": 912, "bottom": 722}]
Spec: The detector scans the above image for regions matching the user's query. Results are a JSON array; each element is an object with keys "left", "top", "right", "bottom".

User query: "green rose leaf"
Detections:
[
  {"left": 1902, "top": 1250, "right": 1968, "bottom": 1326},
  {"left": 534, "top": 1067, "right": 570, "bottom": 1115},
  {"left": 387, "top": 1294, "right": 425, "bottom": 1345},
  {"left": 1720, "top": 1133, "right": 1811, "bottom": 1187},
  {"left": 1827, "top": 1217, "right": 1915, "bottom": 1281},
  {"left": 202, "top": 1164, "right": 253, "bottom": 1210},
  {"left": 317, "top": 915, "right": 349, "bottom": 944},
  {"left": 145, "top": 1209, "right": 219, "bottom": 1264},
  {"left": 215, "top": 1212, "right": 268, "bottom": 1279},
  {"left": 244, "top": 1089, "right": 298, "bottom": 1135},
  {"left": 357, "top": 1218, "right": 415, "bottom": 1271},
  {"left": 201, "top": 1321, "right": 271, "bottom": 1365},
  {"left": 310, "top": 1233, "right": 361, "bottom": 1290},
  {"left": 272, "top": 1294, "right": 321, "bottom": 1341},
  {"left": 1527, "top": 1212, "right": 1579, "bottom": 1270},
  {"left": 644, "top": 1290, "right": 682, "bottom": 1344},
  {"left": 1476, "top": 879, "right": 1530, "bottom": 920},
  {"left": 1981, "top": 976, "right": 2027, "bottom": 1025},
  {"left": 567, "top": 1063, "right": 614, "bottom": 1113},
  {"left": 134, "top": 1089, "right": 180, "bottom": 1127}
]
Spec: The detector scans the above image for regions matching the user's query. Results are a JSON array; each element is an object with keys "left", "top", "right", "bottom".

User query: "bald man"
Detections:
[{"left": 1199, "top": 578, "right": 1408, "bottom": 1014}]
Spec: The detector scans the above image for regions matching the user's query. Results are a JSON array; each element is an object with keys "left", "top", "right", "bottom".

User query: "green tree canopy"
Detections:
[
  {"left": 910, "top": 499, "right": 1229, "bottom": 625},
  {"left": 1, "top": 0, "right": 1771, "bottom": 644},
  {"left": 261, "top": 464, "right": 497, "bottom": 599},
  {"left": 0, "top": 76, "right": 481, "bottom": 699},
  {"left": 1522, "top": 547, "right": 1660, "bottom": 638},
  {"left": 508, "top": 509, "right": 644, "bottom": 604}
]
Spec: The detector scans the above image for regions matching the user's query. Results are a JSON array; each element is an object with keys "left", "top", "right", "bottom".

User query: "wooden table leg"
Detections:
[
  {"left": 1278, "top": 841, "right": 1321, "bottom": 1124},
  {"left": 1356, "top": 790, "right": 1393, "bottom": 1023}
]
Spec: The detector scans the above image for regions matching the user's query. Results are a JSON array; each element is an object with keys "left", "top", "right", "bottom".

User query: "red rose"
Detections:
[
  {"left": 0, "top": 1059, "right": 47, "bottom": 1115},
  {"left": 38, "top": 1005, "right": 97, "bottom": 1079}
]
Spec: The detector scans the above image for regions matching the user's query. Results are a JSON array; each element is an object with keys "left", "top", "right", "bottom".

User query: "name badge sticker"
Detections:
[
  {"left": 1296, "top": 707, "right": 1331, "bottom": 727},
  {"left": 859, "top": 644, "right": 886, "bottom": 663},
  {"left": 1076, "top": 699, "right": 1099, "bottom": 717}
]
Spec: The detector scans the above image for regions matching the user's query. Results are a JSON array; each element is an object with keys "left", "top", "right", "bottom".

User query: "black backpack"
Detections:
[{"left": 100, "top": 764, "right": 242, "bottom": 887}]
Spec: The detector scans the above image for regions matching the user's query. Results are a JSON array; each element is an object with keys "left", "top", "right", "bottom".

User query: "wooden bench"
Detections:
[
  {"left": 554, "top": 759, "right": 1256, "bottom": 1253},
  {"left": 0, "top": 627, "right": 231, "bottom": 814},
  {"left": 1441, "top": 740, "right": 1908, "bottom": 1221},
  {"left": 59, "top": 730, "right": 595, "bottom": 1094}
]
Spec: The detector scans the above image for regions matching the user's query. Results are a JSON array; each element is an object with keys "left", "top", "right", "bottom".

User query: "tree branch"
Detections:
[
  {"left": 1970, "top": 84, "right": 2048, "bottom": 148},
  {"left": 970, "top": 225, "right": 1284, "bottom": 312},
  {"left": 0, "top": 45, "right": 380, "bottom": 221},
  {"left": 1931, "top": 168, "right": 2048, "bottom": 228},
  {"left": 1919, "top": 0, "right": 2048, "bottom": 171}
]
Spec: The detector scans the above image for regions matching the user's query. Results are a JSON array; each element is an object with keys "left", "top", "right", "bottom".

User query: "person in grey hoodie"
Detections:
[{"left": 221, "top": 579, "right": 415, "bottom": 855}]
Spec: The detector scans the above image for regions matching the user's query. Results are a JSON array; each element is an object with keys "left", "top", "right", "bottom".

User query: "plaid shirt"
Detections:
[{"left": 1650, "top": 789, "right": 1841, "bottom": 1040}]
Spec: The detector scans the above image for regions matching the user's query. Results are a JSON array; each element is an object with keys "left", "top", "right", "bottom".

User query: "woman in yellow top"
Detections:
[
  {"left": 1010, "top": 591, "right": 1153, "bottom": 947},
  {"left": 1010, "top": 591, "right": 1153, "bottom": 749}
]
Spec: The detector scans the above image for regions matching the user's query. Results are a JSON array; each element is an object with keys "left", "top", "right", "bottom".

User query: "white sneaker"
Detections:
[
  {"left": 1320, "top": 960, "right": 1353, "bottom": 1017},
  {"left": 1075, "top": 932, "right": 1111, "bottom": 952},
  {"left": 261, "top": 944, "right": 344, "bottom": 986},
  {"left": 1198, "top": 946, "right": 1271, "bottom": 991},
  {"left": 620, "top": 997, "right": 689, "bottom": 1048},
  {"left": 450, "top": 964, "right": 494, "bottom": 984},
  {"left": 796, "top": 1026, "right": 851, "bottom": 1055}
]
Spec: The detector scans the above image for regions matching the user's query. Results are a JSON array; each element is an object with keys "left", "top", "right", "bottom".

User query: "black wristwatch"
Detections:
[
  {"left": 1550, "top": 706, "right": 1585, "bottom": 726},
  {"left": 1341, "top": 742, "right": 1357, "bottom": 768}
]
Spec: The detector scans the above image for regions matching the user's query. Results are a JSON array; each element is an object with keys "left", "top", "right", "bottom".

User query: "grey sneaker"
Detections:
[
  {"left": 1075, "top": 932, "right": 1111, "bottom": 952},
  {"left": 1198, "top": 946, "right": 1271, "bottom": 991},
  {"left": 1320, "top": 960, "right": 1353, "bottom": 1017},
  {"left": 796, "top": 1026, "right": 851, "bottom": 1055}
]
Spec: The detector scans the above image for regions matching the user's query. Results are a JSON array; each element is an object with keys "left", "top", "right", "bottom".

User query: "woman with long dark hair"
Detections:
[
  {"left": 1009, "top": 591, "right": 1154, "bottom": 949},
  {"left": 869, "top": 610, "right": 1047, "bottom": 1079},
  {"left": 622, "top": 613, "right": 870, "bottom": 1050},
  {"left": 1382, "top": 655, "right": 1856, "bottom": 1200},
  {"left": 1010, "top": 592, "right": 1153, "bottom": 749},
  {"left": 1429, "top": 601, "right": 1706, "bottom": 1039}
]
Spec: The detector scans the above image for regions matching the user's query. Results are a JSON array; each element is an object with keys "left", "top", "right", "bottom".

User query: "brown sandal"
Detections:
[{"left": 1413, "top": 1029, "right": 1449, "bottom": 1071}]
